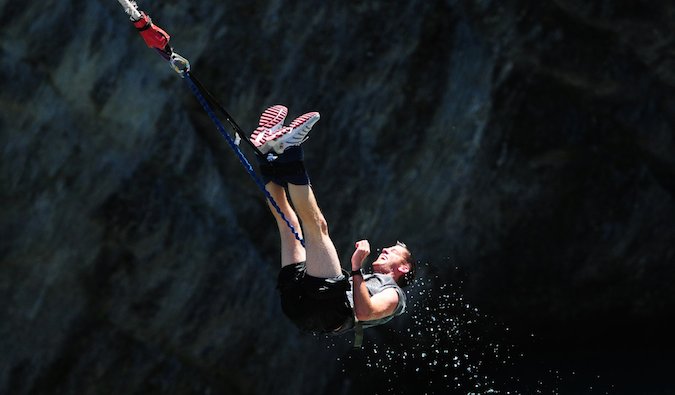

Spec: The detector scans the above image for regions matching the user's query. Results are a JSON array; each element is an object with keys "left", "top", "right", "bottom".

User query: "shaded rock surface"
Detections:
[{"left": 1, "top": 0, "right": 674, "bottom": 394}]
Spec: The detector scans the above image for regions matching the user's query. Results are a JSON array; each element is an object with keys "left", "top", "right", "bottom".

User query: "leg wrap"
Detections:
[
  {"left": 259, "top": 161, "right": 310, "bottom": 186},
  {"left": 257, "top": 146, "right": 310, "bottom": 186}
]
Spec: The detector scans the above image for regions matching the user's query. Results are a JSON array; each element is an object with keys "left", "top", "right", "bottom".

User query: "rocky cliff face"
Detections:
[{"left": 1, "top": 0, "right": 673, "bottom": 394}]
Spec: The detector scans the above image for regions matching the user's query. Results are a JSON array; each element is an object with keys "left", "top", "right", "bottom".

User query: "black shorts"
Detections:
[{"left": 277, "top": 262, "right": 354, "bottom": 333}]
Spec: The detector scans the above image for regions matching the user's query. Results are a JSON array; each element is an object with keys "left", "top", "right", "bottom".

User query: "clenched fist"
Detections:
[{"left": 351, "top": 239, "right": 371, "bottom": 271}]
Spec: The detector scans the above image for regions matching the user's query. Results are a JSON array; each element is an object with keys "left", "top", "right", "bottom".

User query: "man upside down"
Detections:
[{"left": 250, "top": 105, "right": 416, "bottom": 335}]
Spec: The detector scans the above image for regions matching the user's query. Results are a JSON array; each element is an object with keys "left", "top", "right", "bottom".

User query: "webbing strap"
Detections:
[
  {"left": 182, "top": 72, "right": 305, "bottom": 247},
  {"left": 353, "top": 322, "right": 364, "bottom": 348},
  {"left": 186, "top": 73, "right": 266, "bottom": 158}
]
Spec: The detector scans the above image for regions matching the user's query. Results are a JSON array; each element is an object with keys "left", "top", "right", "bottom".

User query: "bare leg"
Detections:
[
  {"left": 286, "top": 183, "right": 342, "bottom": 278},
  {"left": 265, "top": 182, "right": 305, "bottom": 267}
]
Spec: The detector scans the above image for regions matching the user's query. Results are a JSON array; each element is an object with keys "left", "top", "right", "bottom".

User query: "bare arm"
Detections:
[{"left": 351, "top": 240, "right": 400, "bottom": 322}]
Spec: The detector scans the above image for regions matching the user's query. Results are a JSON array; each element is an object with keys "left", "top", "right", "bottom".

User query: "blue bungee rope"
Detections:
[
  {"left": 182, "top": 71, "right": 305, "bottom": 247},
  {"left": 115, "top": 1, "right": 304, "bottom": 247}
]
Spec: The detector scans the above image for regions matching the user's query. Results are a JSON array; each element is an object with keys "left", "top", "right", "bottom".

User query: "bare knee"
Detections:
[
  {"left": 318, "top": 217, "right": 329, "bottom": 235},
  {"left": 306, "top": 213, "right": 329, "bottom": 237}
]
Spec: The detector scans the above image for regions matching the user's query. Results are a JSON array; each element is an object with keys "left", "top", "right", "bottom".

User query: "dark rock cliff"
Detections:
[{"left": 1, "top": 0, "right": 673, "bottom": 394}]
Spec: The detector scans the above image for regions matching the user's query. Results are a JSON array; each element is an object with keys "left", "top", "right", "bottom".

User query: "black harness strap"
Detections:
[{"left": 353, "top": 322, "right": 364, "bottom": 348}]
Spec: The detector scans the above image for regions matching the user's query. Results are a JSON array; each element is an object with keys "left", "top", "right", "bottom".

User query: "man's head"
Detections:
[{"left": 372, "top": 241, "right": 416, "bottom": 287}]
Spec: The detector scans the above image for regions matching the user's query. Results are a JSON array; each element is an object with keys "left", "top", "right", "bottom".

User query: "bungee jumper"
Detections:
[
  {"left": 117, "top": 0, "right": 416, "bottom": 346},
  {"left": 250, "top": 106, "right": 416, "bottom": 345}
]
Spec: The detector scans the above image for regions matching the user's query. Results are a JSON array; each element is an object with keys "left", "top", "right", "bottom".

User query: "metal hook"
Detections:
[{"left": 170, "top": 52, "right": 190, "bottom": 76}]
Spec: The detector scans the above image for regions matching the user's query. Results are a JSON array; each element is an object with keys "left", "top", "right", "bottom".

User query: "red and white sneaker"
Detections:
[
  {"left": 250, "top": 105, "right": 288, "bottom": 153},
  {"left": 267, "top": 111, "right": 320, "bottom": 154}
]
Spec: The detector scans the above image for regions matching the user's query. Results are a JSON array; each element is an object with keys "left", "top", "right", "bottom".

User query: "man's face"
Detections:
[{"left": 372, "top": 244, "right": 410, "bottom": 274}]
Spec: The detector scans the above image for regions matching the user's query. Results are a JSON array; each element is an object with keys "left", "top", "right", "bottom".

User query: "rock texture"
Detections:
[{"left": 1, "top": 0, "right": 674, "bottom": 394}]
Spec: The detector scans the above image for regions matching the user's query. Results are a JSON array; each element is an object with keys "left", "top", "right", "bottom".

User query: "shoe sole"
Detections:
[
  {"left": 250, "top": 105, "right": 288, "bottom": 148},
  {"left": 282, "top": 112, "right": 320, "bottom": 146},
  {"left": 268, "top": 112, "right": 320, "bottom": 153},
  {"left": 264, "top": 112, "right": 320, "bottom": 154},
  {"left": 265, "top": 112, "right": 320, "bottom": 141}
]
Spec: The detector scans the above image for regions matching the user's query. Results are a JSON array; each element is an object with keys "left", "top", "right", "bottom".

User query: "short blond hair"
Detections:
[{"left": 396, "top": 241, "right": 416, "bottom": 287}]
